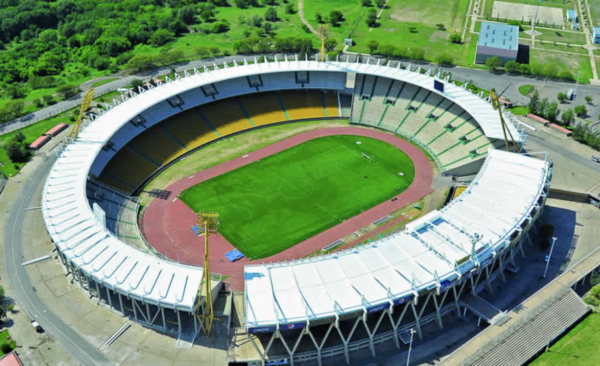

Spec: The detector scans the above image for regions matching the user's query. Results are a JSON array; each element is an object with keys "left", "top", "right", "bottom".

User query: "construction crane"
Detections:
[
  {"left": 68, "top": 88, "right": 95, "bottom": 140},
  {"left": 318, "top": 25, "right": 330, "bottom": 62},
  {"left": 490, "top": 91, "right": 521, "bottom": 153},
  {"left": 196, "top": 212, "right": 221, "bottom": 338}
]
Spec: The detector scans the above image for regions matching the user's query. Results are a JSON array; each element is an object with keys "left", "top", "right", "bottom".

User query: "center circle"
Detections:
[{"left": 279, "top": 179, "right": 314, "bottom": 199}]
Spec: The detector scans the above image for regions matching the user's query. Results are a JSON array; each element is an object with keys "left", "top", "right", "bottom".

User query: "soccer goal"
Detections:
[{"left": 361, "top": 152, "right": 374, "bottom": 162}]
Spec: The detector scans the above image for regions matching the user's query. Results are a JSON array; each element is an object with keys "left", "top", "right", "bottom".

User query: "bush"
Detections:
[
  {"left": 436, "top": 23, "right": 446, "bottom": 30},
  {"left": 56, "top": 84, "right": 79, "bottom": 99},
  {"left": 130, "top": 79, "right": 144, "bottom": 91},
  {"left": 211, "top": 22, "right": 230, "bottom": 33},
  {"left": 265, "top": 7, "right": 278, "bottom": 21},
  {"left": 485, "top": 56, "right": 502, "bottom": 72},
  {"left": 285, "top": 3, "right": 294, "bottom": 14},
  {"left": 585, "top": 296, "right": 600, "bottom": 307},
  {"left": 149, "top": 29, "right": 175, "bottom": 46},
  {"left": 324, "top": 38, "right": 337, "bottom": 51},
  {"left": 5, "top": 141, "right": 28, "bottom": 163},
  {"left": 448, "top": 33, "right": 462, "bottom": 44},
  {"left": 436, "top": 53, "right": 454, "bottom": 66},
  {"left": 574, "top": 104, "right": 587, "bottom": 116},
  {"left": 301, "top": 24, "right": 311, "bottom": 33},
  {"left": 368, "top": 40, "right": 379, "bottom": 54},
  {"left": 0, "top": 344, "right": 13, "bottom": 355},
  {"left": 6, "top": 304, "right": 13, "bottom": 312},
  {"left": 93, "top": 57, "right": 111, "bottom": 71},
  {"left": 329, "top": 10, "right": 343, "bottom": 25},
  {"left": 126, "top": 55, "right": 158, "bottom": 73}
]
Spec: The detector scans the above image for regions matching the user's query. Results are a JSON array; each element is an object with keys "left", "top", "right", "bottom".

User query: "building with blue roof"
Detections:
[
  {"left": 567, "top": 10, "right": 577, "bottom": 22},
  {"left": 594, "top": 27, "right": 600, "bottom": 44},
  {"left": 476, "top": 22, "right": 519, "bottom": 64}
]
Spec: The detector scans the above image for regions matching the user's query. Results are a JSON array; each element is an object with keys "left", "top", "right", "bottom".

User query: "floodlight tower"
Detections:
[
  {"left": 196, "top": 212, "right": 220, "bottom": 338},
  {"left": 68, "top": 88, "right": 95, "bottom": 140},
  {"left": 490, "top": 90, "right": 521, "bottom": 153},
  {"left": 318, "top": 24, "right": 330, "bottom": 62}
]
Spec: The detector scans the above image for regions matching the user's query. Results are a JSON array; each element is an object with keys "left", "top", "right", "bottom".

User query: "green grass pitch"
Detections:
[{"left": 179, "top": 135, "right": 415, "bottom": 259}]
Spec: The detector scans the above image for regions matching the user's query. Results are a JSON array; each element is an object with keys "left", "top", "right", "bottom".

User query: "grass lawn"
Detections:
[
  {"left": 508, "top": 106, "right": 530, "bottom": 115},
  {"left": 530, "top": 312, "right": 596, "bottom": 366},
  {"left": 179, "top": 134, "right": 415, "bottom": 259},
  {"left": 536, "top": 29, "right": 587, "bottom": 45},
  {"left": 590, "top": 0, "right": 600, "bottom": 25},
  {"left": 535, "top": 41, "right": 589, "bottom": 55},
  {"left": 529, "top": 48, "right": 593, "bottom": 84},
  {"left": 346, "top": 0, "right": 473, "bottom": 66},
  {"left": 0, "top": 330, "right": 16, "bottom": 356},
  {"left": 0, "top": 112, "right": 74, "bottom": 177},
  {"left": 519, "top": 85, "right": 534, "bottom": 96},
  {"left": 92, "top": 78, "right": 119, "bottom": 88}
]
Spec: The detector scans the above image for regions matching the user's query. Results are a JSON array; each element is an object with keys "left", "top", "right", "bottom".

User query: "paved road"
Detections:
[{"left": 4, "top": 154, "right": 114, "bottom": 366}]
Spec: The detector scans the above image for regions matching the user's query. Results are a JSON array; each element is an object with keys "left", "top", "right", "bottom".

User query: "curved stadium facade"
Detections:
[{"left": 41, "top": 56, "right": 552, "bottom": 365}]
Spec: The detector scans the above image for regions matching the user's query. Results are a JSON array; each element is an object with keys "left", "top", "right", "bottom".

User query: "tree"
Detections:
[
  {"left": 367, "top": 40, "right": 379, "bottom": 54},
  {"left": 251, "top": 15, "right": 264, "bottom": 27},
  {"left": 559, "top": 70, "right": 573, "bottom": 81},
  {"left": 436, "top": 23, "right": 446, "bottom": 30},
  {"left": 42, "top": 95, "right": 55, "bottom": 105},
  {"left": 265, "top": 7, "right": 278, "bottom": 21},
  {"left": 366, "top": 8, "right": 378, "bottom": 27},
  {"left": 324, "top": 38, "right": 337, "bottom": 51},
  {"left": 285, "top": 3, "right": 295, "bottom": 14},
  {"left": 378, "top": 44, "right": 397, "bottom": 57},
  {"left": 557, "top": 92, "right": 568, "bottom": 103},
  {"left": 196, "top": 46, "right": 210, "bottom": 58},
  {"left": 6, "top": 84, "right": 28, "bottom": 100},
  {"left": 235, "top": 0, "right": 249, "bottom": 8},
  {"left": 262, "top": 0, "right": 276, "bottom": 4},
  {"left": 544, "top": 63, "right": 559, "bottom": 78},
  {"left": 585, "top": 96, "right": 593, "bottom": 104},
  {"left": 149, "top": 29, "right": 175, "bottom": 46},
  {"left": 126, "top": 55, "right": 158, "bottom": 73},
  {"left": 409, "top": 47, "right": 425, "bottom": 60},
  {"left": 211, "top": 22, "right": 230, "bottom": 33},
  {"left": 408, "top": 26, "right": 418, "bottom": 33},
  {"left": 436, "top": 53, "right": 454, "bottom": 66},
  {"left": 210, "top": 47, "right": 221, "bottom": 57},
  {"left": 538, "top": 97, "right": 548, "bottom": 117},
  {"left": 485, "top": 56, "right": 502, "bottom": 72},
  {"left": 519, "top": 64, "right": 531, "bottom": 75},
  {"left": 329, "top": 10, "right": 343, "bottom": 25},
  {"left": 131, "top": 79, "right": 144, "bottom": 91},
  {"left": 14, "top": 131, "right": 25, "bottom": 143},
  {"left": 562, "top": 108, "right": 575, "bottom": 126},
  {"left": 315, "top": 12, "right": 323, "bottom": 23},
  {"left": 448, "top": 33, "right": 462, "bottom": 44},
  {"left": 179, "top": 6, "right": 196, "bottom": 25},
  {"left": 505, "top": 61, "right": 520, "bottom": 74},
  {"left": 361, "top": 0, "right": 371, "bottom": 6},
  {"left": 57, "top": 84, "right": 79, "bottom": 99},
  {"left": 201, "top": 9, "right": 214, "bottom": 22},
  {"left": 574, "top": 104, "right": 587, "bottom": 116},
  {"left": 375, "top": 0, "right": 386, "bottom": 7},
  {"left": 546, "top": 101, "right": 559, "bottom": 121},
  {"left": 528, "top": 90, "right": 540, "bottom": 115},
  {"left": 5, "top": 141, "right": 27, "bottom": 163},
  {"left": 5, "top": 100, "right": 24, "bottom": 120},
  {"left": 93, "top": 57, "right": 111, "bottom": 71}
]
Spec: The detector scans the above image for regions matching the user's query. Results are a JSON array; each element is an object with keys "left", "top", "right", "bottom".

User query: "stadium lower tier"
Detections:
[{"left": 98, "top": 90, "right": 346, "bottom": 193}]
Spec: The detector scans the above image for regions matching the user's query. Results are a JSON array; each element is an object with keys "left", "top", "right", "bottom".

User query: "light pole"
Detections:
[
  {"left": 543, "top": 237, "right": 557, "bottom": 279},
  {"left": 406, "top": 328, "right": 416, "bottom": 366},
  {"left": 574, "top": 71, "right": 582, "bottom": 98},
  {"left": 532, "top": 0, "right": 541, "bottom": 33}
]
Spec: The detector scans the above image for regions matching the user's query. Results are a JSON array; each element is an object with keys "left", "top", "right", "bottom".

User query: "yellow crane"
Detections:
[
  {"left": 196, "top": 212, "right": 221, "bottom": 338},
  {"left": 490, "top": 91, "right": 521, "bottom": 153},
  {"left": 68, "top": 88, "right": 95, "bottom": 140},
  {"left": 318, "top": 25, "right": 330, "bottom": 62}
]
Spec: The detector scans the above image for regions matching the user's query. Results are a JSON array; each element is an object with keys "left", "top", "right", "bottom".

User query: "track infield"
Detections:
[{"left": 179, "top": 135, "right": 415, "bottom": 259}]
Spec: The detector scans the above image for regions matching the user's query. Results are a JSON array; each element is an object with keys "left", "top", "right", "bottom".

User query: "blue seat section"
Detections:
[{"left": 226, "top": 249, "right": 244, "bottom": 262}]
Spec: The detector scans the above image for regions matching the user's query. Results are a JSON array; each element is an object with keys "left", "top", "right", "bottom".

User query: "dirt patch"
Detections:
[{"left": 492, "top": 1, "right": 564, "bottom": 25}]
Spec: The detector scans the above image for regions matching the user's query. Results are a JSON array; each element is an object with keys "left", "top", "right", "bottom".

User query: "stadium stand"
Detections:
[
  {"left": 240, "top": 92, "right": 288, "bottom": 126},
  {"left": 468, "top": 289, "right": 590, "bottom": 366},
  {"left": 199, "top": 97, "right": 253, "bottom": 135},
  {"left": 324, "top": 92, "right": 339, "bottom": 117},
  {"left": 280, "top": 90, "right": 326, "bottom": 120},
  {"left": 43, "top": 60, "right": 534, "bottom": 360},
  {"left": 128, "top": 124, "right": 188, "bottom": 166},
  {"left": 160, "top": 109, "right": 220, "bottom": 151}
]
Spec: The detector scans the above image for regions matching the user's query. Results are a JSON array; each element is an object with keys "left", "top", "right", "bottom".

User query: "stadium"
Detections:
[{"left": 41, "top": 56, "right": 552, "bottom": 365}]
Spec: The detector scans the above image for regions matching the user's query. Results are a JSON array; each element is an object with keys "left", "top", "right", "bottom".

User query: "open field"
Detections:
[
  {"left": 529, "top": 48, "right": 593, "bottom": 83},
  {"left": 179, "top": 134, "right": 415, "bottom": 258},
  {"left": 348, "top": 0, "right": 472, "bottom": 65},
  {"left": 530, "top": 313, "right": 597, "bottom": 366},
  {"left": 536, "top": 29, "right": 588, "bottom": 44},
  {"left": 591, "top": 0, "right": 600, "bottom": 25},
  {"left": 483, "top": 0, "right": 577, "bottom": 20}
]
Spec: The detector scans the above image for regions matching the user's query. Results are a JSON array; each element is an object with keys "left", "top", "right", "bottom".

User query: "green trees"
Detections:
[
  {"left": 448, "top": 33, "right": 462, "bottom": 44},
  {"left": 367, "top": 40, "right": 379, "bottom": 54},
  {"left": 505, "top": 61, "right": 520, "bottom": 74},
  {"left": 528, "top": 90, "right": 540, "bottom": 115},
  {"left": 561, "top": 108, "right": 575, "bottom": 126},
  {"left": 265, "top": 7, "right": 278, "bottom": 21},
  {"left": 485, "top": 56, "right": 502, "bottom": 72},
  {"left": 366, "top": 8, "right": 378, "bottom": 27},
  {"left": 557, "top": 92, "right": 568, "bottom": 103},
  {"left": 57, "top": 84, "right": 79, "bottom": 99},
  {"left": 149, "top": 29, "right": 175, "bottom": 47},
  {"left": 324, "top": 38, "right": 337, "bottom": 51},
  {"left": 585, "top": 96, "right": 593, "bottom": 104},
  {"left": 574, "top": 105, "right": 587, "bottom": 117},
  {"left": 436, "top": 53, "right": 454, "bottom": 66},
  {"left": 3, "top": 133, "right": 29, "bottom": 163},
  {"left": 329, "top": 11, "right": 343, "bottom": 26}
]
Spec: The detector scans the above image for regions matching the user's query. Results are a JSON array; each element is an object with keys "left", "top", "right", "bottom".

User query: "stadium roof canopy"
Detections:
[
  {"left": 244, "top": 149, "right": 551, "bottom": 330},
  {"left": 42, "top": 58, "right": 532, "bottom": 312}
]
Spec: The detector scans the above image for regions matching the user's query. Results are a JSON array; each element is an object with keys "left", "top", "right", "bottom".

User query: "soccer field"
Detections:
[{"left": 179, "top": 135, "right": 415, "bottom": 259}]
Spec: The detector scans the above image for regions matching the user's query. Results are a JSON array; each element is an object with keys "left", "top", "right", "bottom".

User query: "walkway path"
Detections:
[
  {"left": 141, "top": 127, "right": 434, "bottom": 290},
  {"left": 576, "top": 0, "right": 599, "bottom": 82},
  {"left": 298, "top": 0, "right": 318, "bottom": 37}
]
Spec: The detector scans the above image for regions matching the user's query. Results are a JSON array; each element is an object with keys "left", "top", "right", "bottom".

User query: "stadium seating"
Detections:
[
  {"left": 339, "top": 94, "right": 352, "bottom": 117},
  {"left": 240, "top": 92, "right": 287, "bottom": 126},
  {"left": 200, "top": 98, "right": 254, "bottom": 135},
  {"left": 128, "top": 124, "right": 188, "bottom": 166},
  {"left": 99, "top": 146, "right": 159, "bottom": 192},
  {"left": 324, "top": 92, "right": 339, "bottom": 117},
  {"left": 160, "top": 109, "right": 220, "bottom": 151},
  {"left": 280, "top": 90, "right": 326, "bottom": 120}
]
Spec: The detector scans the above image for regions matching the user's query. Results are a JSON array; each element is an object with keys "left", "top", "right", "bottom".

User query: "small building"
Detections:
[
  {"left": 567, "top": 10, "right": 577, "bottom": 22},
  {"left": 29, "top": 135, "right": 50, "bottom": 150},
  {"left": 476, "top": 22, "right": 519, "bottom": 64},
  {"left": 593, "top": 27, "right": 600, "bottom": 44},
  {"left": 44, "top": 123, "right": 68, "bottom": 137}
]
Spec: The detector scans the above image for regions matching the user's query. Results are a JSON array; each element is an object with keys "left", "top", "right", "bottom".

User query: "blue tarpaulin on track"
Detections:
[{"left": 226, "top": 249, "right": 244, "bottom": 262}]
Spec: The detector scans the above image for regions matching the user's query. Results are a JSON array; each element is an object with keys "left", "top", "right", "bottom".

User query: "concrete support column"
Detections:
[
  {"left": 146, "top": 304, "right": 151, "bottom": 325},
  {"left": 484, "top": 265, "right": 494, "bottom": 294},
  {"left": 391, "top": 302, "right": 411, "bottom": 348},
  {"left": 95, "top": 281, "right": 101, "bottom": 303},
  {"left": 177, "top": 310, "right": 182, "bottom": 334},
  {"left": 106, "top": 287, "right": 113, "bottom": 308},
  {"left": 410, "top": 293, "right": 432, "bottom": 340},
  {"left": 433, "top": 290, "right": 449, "bottom": 329},
  {"left": 336, "top": 317, "right": 362, "bottom": 364},
  {"left": 118, "top": 293, "right": 124, "bottom": 315},
  {"left": 161, "top": 307, "right": 166, "bottom": 330},
  {"left": 307, "top": 323, "right": 334, "bottom": 366},
  {"left": 277, "top": 329, "right": 305, "bottom": 366},
  {"left": 193, "top": 311, "right": 198, "bottom": 334},
  {"left": 132, "top": 298, "right": 138, "bottom": 322}
]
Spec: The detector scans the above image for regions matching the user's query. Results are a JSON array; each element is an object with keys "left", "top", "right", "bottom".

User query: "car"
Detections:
[
  {"left": 31, "top": 320, "right": 43, "bottom": 332},
  {"left": 592, "top": 155, "right": 600, "bottom": 163}
]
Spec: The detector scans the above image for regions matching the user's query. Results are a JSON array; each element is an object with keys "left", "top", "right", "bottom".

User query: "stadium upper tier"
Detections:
[
  {"left": 244, "top": 149, "right": 551, "bottom": 331},
  {"left": 42, "top": 57, "right": 530, "bottom": 313}
]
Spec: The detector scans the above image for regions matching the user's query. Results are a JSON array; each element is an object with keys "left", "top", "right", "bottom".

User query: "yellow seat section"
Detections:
[
  {"left": 200, "top": 98, "right": 253, "bottom": 137},
  {"left": 161, "top": 109, "right": 219, "bottom": 151},
  {"left": 97, "top": 175, "right": 134, "bottom": 194},
  {"left": 325, "top": 93, "right": 338, "bottom": 117},
  {"left": 240, "top": 92, "right": 287, "bottom": 126},
  {"left": 281, "top": 91, "right": 326, "bottom": 120},
  {"left": 129, "top": 125, "right": 187, "bottom": 166},
  {"left": 100, "top": 147, "right": 159, "bottom": 192}
]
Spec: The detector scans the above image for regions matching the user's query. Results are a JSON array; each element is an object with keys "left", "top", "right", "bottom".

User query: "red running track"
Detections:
[{"left": 141, "top": 127, "right": 433, "bottom": 290}]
